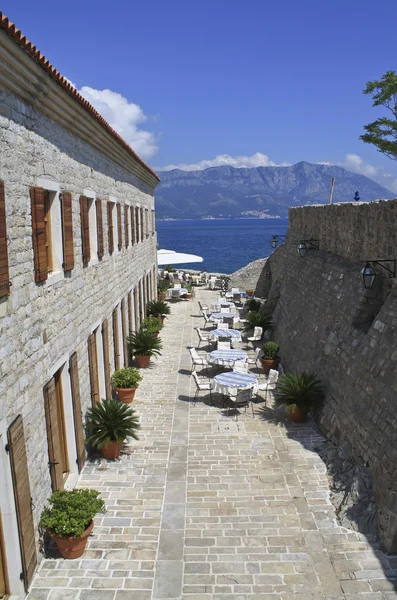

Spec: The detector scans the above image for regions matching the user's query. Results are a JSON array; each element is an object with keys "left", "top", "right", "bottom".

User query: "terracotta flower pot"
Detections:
[
  {"left": 50, "top": 521, "right": 94, "bottom": 559},
  {"left": 114, "top": 387, "right": 136, "bottom": 403},
  {"left": 161, "top": 316, "right": 165, "bottom": 324},
  {"left": 261, "top": 357, "right": 280, "bottom": 375},
  {"left": 288, "top": 405, "right": 309, "bottom": 423},
  {"left": 136, "top": 355, "right": 151, "bottom": 368},
  {"left": 101, "top": 440, "right": 122, "bottom": 460}
]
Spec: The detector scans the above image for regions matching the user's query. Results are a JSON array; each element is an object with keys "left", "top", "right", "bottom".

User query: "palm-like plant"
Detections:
[
  {"left": 275, "top": 372, "right": 324, "bottom": 411},
  {"left": 127, "top": 328, "right": 163, "bottom": 357},
  {"left": 147, "top": 299, "right": 171, "bottom": 317},
  {"left": 243, "top": 311, "right": 273, "bottom": 332},
  {"left": 85, "top": 399, "right": 140, "bottom": 448}
]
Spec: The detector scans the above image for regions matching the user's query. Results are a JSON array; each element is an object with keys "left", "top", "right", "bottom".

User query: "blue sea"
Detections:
[{"left": 156, "top": 218, "right": 289, "bottom": 274}]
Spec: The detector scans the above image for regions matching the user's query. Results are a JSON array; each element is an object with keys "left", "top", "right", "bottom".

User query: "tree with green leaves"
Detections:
[{"left": 360, "top": 70, "right": 397, "bottom": 160}]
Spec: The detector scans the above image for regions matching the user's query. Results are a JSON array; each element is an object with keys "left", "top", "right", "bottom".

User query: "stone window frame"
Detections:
[{"left": 36, "top": 177, "right": 64, "bottom": 286}]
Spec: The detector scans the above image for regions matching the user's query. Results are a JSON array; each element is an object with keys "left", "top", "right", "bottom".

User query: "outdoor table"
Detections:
[
  {"left": 225, "top": 291, "right": 248, "bottom": 299},
  {"left": 210, "top": 312, "right": 240, "bottom": 323},
  {"left": 208, "top": 328, "right": 242, "bottom": 342},
  {"left": 212, "top": 371, "right": 259, "bottom": 395},
  {"left": 210, "top": 301, "right": 235, "bottom": 312},
  {"left": 209, "top": 349, "right": 248, "bottom": 367},
  {"left": 191, "top": 275, "right": 201, "bottom": 285},
  {"left": 166, "top": 287, "right": 187, "bottom": 299}
]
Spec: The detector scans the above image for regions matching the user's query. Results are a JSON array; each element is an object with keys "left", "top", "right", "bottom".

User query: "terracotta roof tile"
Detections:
[{"left": 0, "top": 12, "right": 160, "bottom": 183}]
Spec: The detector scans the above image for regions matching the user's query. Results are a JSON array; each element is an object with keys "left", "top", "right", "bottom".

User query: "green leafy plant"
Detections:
[
  {"left": 262, "top": 341, "right": 279, "bottom": 360},
  {"left": 275, "top": 372, "right": 324, "bottom": 412},
  {"left": 85, "top": 399, "right": 140, "bottom": 448},
  {"left": 40, "top": 489, "right": 106, "bottom": 539},
  {"left": 165, "top": 265, "right": 174, "bottom": 272},
  {"left": 243, "top": 311, "right": 273, "bottom": 333},
  {"left": 111, "top": 367, "right": 142, "bottom": 389},
  {"left": 147, "top": 299, "right": 171, "bottom": 317},
  {"left": 245, "top": 298, "right": 261, "bottom": 312},
  {"left": 157, "top": 280, "right": 171, "bottom": 293},
  {"left": 127, "top": 328, "right": 163, "bottom": 357},
  {"left": 142, "top": 315, "right": 163, "bottom": 333}
]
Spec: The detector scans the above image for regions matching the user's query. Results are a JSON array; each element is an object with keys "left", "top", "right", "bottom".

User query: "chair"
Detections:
[
  {"left": 247, "top": 347, "right": 263, "bottom": 369},
  {"left": 217, "top": 340, "right": 231, "bottom": 350},
  {"left": 173, "top": 283, "right": 181, "bottom": 289},
  {"left": 216, "top": 322, "right": 229, "bottom": 329},
  {"left": 233, "top": 293, "right": 242, "bottom": 305},
  {"left": 192, "top": 371, "right": 213, "bottom": 405},
  {"left": 196, "top": 327, "right": 209, "bottom": 348},
  {"left": 189, "top": 347, "right": 208, "bottom": 374},
  {"left": 198, "top": 300, "right": 209, "bottom": 315},
  {"left": 233, "top": 361, "right": 248, "bottom": 373},
  {"left": 203, "top": 313, "right": 215, "bottom": 329},
  {"left": 223, "top": 316, "right": 234, "bottom": 328},
  {"left": 257, "top": 369, "right": 279, "bottom": 404},
  {"left": 227, "top": 388, "right": 254, "bottom": 420},
  {"left": 247, "top": 327, "right": 263, "bottom": 344},
  {"left": 220, "top": 306, "right": 230, "bottom": 313},
  {"left": 171, "top": 289, "right": 181, "bottom": 300},
  {"left": 231, "top": 288, "right": 239, "bottom": 294}
]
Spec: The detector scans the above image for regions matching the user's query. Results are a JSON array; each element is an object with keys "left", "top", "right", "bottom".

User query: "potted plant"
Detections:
[
  {"left": 182, "top": 284, "right": 193, "bottom": 300},
  {"left": 39, "top": 488, "right": 106, "bottom": 559},
  {"left": 85, "top": 398, "right": 141, "bottom": 459},
  {"left": 245, "top": 298, "right": 261, "bottom": 312},
  {"left": 275, "top": 372, "right": 324, "bottom": 422},
  {"left": 127, "top": 328, "right": 163, "bottom": 368},
  {"left": 243, "top": 311, "right": 273, "bottom": 333},
  {"left": 261, "top": 341, "right": 280, "bottom": 374},
  {"left": 147, "top": 299, "right": 171, "bottom": 322},
  {"left": 157, "top": 279, "right": 170, "bottom": 300},
  {"left": 111, "top": 367, "right": 143, "bottom": 403},
  {"left": 142, "top": 315, "right": 163, "bottom": 337}
]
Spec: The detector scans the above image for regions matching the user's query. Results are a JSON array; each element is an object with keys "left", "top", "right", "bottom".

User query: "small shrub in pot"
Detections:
[
  {"left": 111, "top": 367, "right": 143, "bottom": 403},
  {"left": 275, "top": 372, "right": 324, "bottom": 422},
  {"left": 261, "top": 341, "right": 280, "bottom": 374}
]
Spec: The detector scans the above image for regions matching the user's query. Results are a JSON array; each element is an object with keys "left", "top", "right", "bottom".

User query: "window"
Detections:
[
  {"left": 96, "top": 200, "right": 104, "bottom": 258},
  {"left": 80, "top": 193, "right": 98, "bottom": 264},
  {"left": 135, "top": 207, "right": 140, "bottom": 243},
  {"left": 140, "top": 207, "right": 144, "bottom": 241},
  {"left": 124, "top": 205, "right": 129, "bottom": 248},
  {"left": 31, "top": 185, "right": 64, "bottom": 281},
  {"left": 151, "top": 209, "right": 155, "bottom": 237},
  {"left": 130, "top": 206, "right": 135, "bottom": 245},
  {"left": 145, "top": 209, "right": 149, "bottom": 238},
  {"left": 107, "top": 201, "right": 115, "bottom": 253},
  {"left": 117, "top": 204, "right": 122, "bottom": 251},
  {"left": 0, "top": 181, "right": 10, "bottom": 296}
]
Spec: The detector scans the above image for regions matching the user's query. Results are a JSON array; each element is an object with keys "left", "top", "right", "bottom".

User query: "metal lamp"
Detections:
[
  {"left": 360, "top": 260, "right": 395, "bottom": 289},
  {"left": 270, "top": 236, "right": 278, "bottom": 249},
  {"left": 297, "top": 243, "right": 307, "bottom": 258}
]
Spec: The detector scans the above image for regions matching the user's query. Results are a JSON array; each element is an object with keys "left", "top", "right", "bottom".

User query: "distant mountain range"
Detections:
[{"left": 155, "top": 162, "right": 394, "bottom": 219}]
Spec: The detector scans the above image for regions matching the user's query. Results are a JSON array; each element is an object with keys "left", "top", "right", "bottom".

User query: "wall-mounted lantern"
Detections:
[
  {"left": 297, "top": 239, "right": 319, "bottom": 258},
  {"left": 270, "top": 235, "right": 286, "bottom": 249},
  {"left": 360, "top": 260, "right": 395, "bottom": 289}
]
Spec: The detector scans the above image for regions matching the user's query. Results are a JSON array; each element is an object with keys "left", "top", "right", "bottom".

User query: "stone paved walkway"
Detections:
[{"left": 28, "top": 290, "right": 397, "bottom": 600}]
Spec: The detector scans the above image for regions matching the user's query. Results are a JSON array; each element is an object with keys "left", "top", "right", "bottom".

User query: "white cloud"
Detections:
[
  {"left": 319, "top": 153, "right": 397, "bottom": 194},
  {"left": 155, "top": 152, "right": 290, "bottom": 172},
  {"left": 78, "top": 86, "right": 159, "bottom": 160}
]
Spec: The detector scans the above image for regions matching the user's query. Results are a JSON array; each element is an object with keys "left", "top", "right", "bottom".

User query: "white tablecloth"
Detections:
[
  {"left": 210, "top": 301, "right": 235, "bottom": 312},
  {"left": 225, "top": 291, "right": 249, "bottom": 299},
  {"left": 166, "top": 287, "right": 188, "bottom": 299},
  {"left": 212, "top": 371, "right": 258, "bottom": 395},
  {"left": 208, "top": 329, "right": 242, "bottom": 341},
  {"left": 210, "top": 312, "right": 240, "bottom": 323},
  {"left": 209, "top": 349, "right": 248, "bottom": 367}
]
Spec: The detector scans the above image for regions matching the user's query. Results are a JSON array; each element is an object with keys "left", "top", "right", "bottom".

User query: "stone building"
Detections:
[
  {"left": 0, "top": 12, "right": 159, "bottom": 597},
  {"left": 258, "top": 199, "right": 397, "bottom": 554}
]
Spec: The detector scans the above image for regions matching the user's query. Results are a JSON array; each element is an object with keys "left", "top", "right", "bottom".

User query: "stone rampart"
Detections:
[{"left": 264, "top": 200, "right": 397, "bottom": 553}]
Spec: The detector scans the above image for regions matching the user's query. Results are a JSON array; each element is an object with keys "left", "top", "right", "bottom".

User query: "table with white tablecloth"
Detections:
[
  {"left": 209, "top": 349, "right": 248, "bottom": 368},
  {"left": 212, "top": 371, "right": 259, "bottom": 395},
  {"left": 225, "top": 291, "right": 249, "bottom": 299},
  {"left": 208, "top": 328, "right": 242, "bottom": 342},
  {"left": 209, "top": 301, "right": 235, "bottom": 312},
  {"left": 210, "top": 312, "right": 240, "bottom": 324},
  {"left": 166, "top": 287, "right": 187, "bottom": 299}
]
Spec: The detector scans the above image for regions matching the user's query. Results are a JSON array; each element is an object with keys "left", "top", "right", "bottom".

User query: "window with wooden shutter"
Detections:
[
  {"left": 30, "top": 186, "right": 48, "bottom": 282},
  {"left": 130, "top": 206, "right": 135, "bottom": 245},
  {"left": 153, "top": 266, "right": 157, "bottom": 298},
  {"left": 121, "top": 299, "right": 128, "bottom": 367},
  {"left": 96, "top": 199, "right": 104, "bottom": 258},
  {"left": 140, "top": 207, "right": 144, "bottom": 241},
  {"left": 117, "top": 204, "right": 122, "bottom": 250},
  {"left": 107, "top": 201, "right": 114, "bottom": 253},
  {"left": 0, "top": 181, "right": 10, "bottom": 296},
  {"left": 151, "top": 209, "right": 155, "bottom": 236},
  {"left": 139, "top": 279, "right": 145, "bottom": 323},
  {"left": 88, "top": 333, "right": 100, "bottom": 405},
  {"left": 69, "top": 352, "right": 86, "bottom": 472},
  {"left": 133, "top": 287, "right": 139, "bottom": 330},
  {"left": 128, "top": 290, "right": 133, "bottom": 333},
  {"left": 7, "top": 415, "right": 37, "bottom": 591},
  {"left": 61, "top": 192, "right": 74, "bottom": 271},
  {"left": 102, "top": 319, "right": 111, "bottom": 398},
  {"left": 145, "top": 209, "right": 149, "bottom": 238},
  {"left": 80, "top": 195, "right": 90, "bottom": 264},
  {"left": 124, "top": 206, "right": 129, "bottom": 248},
  {"left": 135, "top": 207, "right": 140, "bottom": 243},
  {"left": 44, "top": 379, "right": 65, "bottom": 492},
  {"left": 113, "top": 308, "right": 121, "bottom": 370}
]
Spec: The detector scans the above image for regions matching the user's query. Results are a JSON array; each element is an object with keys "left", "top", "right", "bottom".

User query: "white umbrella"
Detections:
[{"left": 157, "top": 249, "right": 204, "bottom": 266}]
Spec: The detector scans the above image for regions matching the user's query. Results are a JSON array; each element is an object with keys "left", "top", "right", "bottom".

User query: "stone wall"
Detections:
[
  {"left": 0, "top": 85, "right": 157, "bottom": 566},
  {"left": 264, "top": 201, "right": 397, "bottom": 553},
  {"left": 229, "top": 257, "right": 267, "bottom": 293}
]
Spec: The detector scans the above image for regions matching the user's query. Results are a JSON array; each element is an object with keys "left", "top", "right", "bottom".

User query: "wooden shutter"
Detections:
[
  {"left": 61, "top": 192, "right": 74, "bottom": 272},
  {"left": 30, "top": 187, "right": 48, "bottom": 282},
  {"left": 128, "top": 291, "right": 133, "bottom": 333},
  {"left": 124, "top": 206, "right": 129, "bottom": 248},
  {"left": 113, "top": 308, "right": 121, "bottom": 370},
  {"left": 139, "top": 279, "right": 144, "bottom": 322},
  {"left": 145, "top": 209, "right": 149, "bottom": 238},
  {"left": 121, "top": 299, "right": 128, "bottom": 367},
  {"left": 88, "top": 333, "right": 100, "bottom": 405},
  {"left": 80, "top": 195, "right": 90, "bottom": 264},
  {"left": 69, "top": 353, "right": 86, "bottom": 472},
  {"left": 151, "top": 209, "right": 155, "bottom": 236},
  {"left": 107, "top": 201, "right": 114, "bottom": 253},
  {"left": 0, "top": 181, "right": 10, "bottom": 296},
  {"left": 134, "top": 287, "right": 139, "bottom": 330},
  {"left": 117, "top": 204, "right": 122, "bottom": 250},
  {"left": 44, "top": 380, "right": 64, "bottom": 492},
  {"left": 7, "top": 415, "right": 37, "bottom": 591},
  {"left": 153, "top": 266, "right": 157, "bottom": 297},
  {"left": 102, "top": 319, "right": 111, "bottom": 398},
  {"left": 135, "top": 207, "right": 140, "bottom": 243},
  {"left": 96, "top": 199, "right": 104, "bottom": 258},
  {"left": 130, "top": 206, "right": 135, "bottom": 245},
  {"left": 140, "top": 207, "right": 144, "bottom": 241}
]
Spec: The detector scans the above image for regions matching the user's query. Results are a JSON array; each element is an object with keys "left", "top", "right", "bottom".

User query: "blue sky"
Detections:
[{"left": 3, "top": 0, "right": 397, "bottom": 189}]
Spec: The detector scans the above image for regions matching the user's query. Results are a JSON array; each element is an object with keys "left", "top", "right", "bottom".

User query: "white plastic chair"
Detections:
[
  {"left": 217, "top": 340, "right": 231, "bottom": 350},
  {"left": 220, "top": 306, "right": 230, "bottom": 313},
  {"left": 173, "top": 283, "right": 181, "bottom": 289},
  {"left": 257, "top": 369, "right": 279, "bottom": 404},
  {"left": 189, "top": 347, "right": 208, "bottom": 374},
  {"left": 192, "top": 371, "right": 213, "bottom": 405},
  {"left": 216, "top": 322, "right": 229, "bottom": 329},
  {"left": 247, "top": 326, "right": 263, "bottom": 344},
  {"left": 247, "top": 347, "right": 263, "bottom": 369},
  {"left": 233, "top": 361, "right": 248, "bottom": 374},
  {"left": 195, "top": 327, "right": 209, "bottom": 348},
  {"left": 231, "top": 288, "right": 239, "bottom": 294}
]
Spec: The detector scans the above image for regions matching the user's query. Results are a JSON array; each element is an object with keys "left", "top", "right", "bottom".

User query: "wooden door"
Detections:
[
  {"left": 44, "top": 379, "right": 65, "bottom": 491},
  {"left": 112, "top": 308, "right": 121, "bottom": 370},
  {"left": 88, "top": 333, "right": 100, "bottom": 405},
  {"left": 0, "top": 513, "right": 6, "bottom": 598},
  {"left": 7, "top": 416, "right": 37, "bottom": 591},
  {"left": 69, "top": 353, "right": 86, "bottom": 472},
  {"left": 134, "top": 287, "right": 139, "bottom": 330}
]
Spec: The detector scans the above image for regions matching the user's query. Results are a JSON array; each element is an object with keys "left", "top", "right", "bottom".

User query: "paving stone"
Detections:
[{"left": 152, "top": 560, "right": 183, "bottom": 598}]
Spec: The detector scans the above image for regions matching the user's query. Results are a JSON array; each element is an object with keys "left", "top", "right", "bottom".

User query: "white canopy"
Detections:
[{"left": 157, "top": 249, "right": 204, "bottom": 266}]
